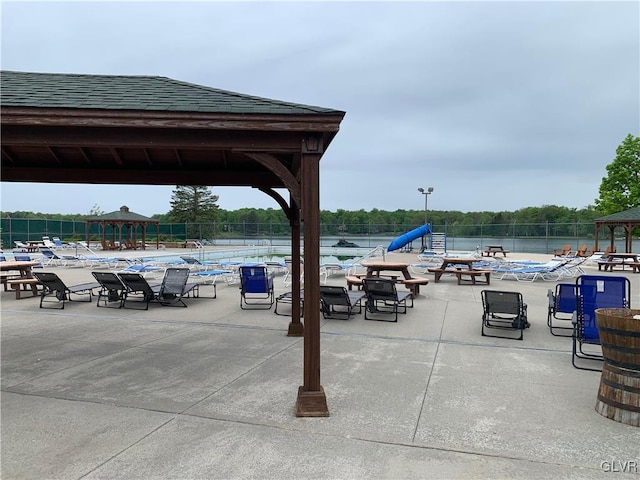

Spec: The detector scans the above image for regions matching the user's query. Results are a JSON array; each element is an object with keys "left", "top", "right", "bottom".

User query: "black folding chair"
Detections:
[
  {"left": 32, "top": 271, "right": 100, "bottom": 309},
  {"left": 481, "top": 290, "right": 529, "bottom": 340}
]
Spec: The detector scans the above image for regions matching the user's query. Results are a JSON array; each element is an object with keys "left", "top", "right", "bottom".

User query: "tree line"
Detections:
[{"left": 1, "top": 204, "right": 602, "bottom": 229}]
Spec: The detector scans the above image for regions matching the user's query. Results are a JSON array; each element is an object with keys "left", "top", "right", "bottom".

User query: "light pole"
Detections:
[
  {"left": 417, "top": 187, "right": 434, "bottom": 252},
  {"left": 417, "top": 187, "right": 434, "bottom": 225}
]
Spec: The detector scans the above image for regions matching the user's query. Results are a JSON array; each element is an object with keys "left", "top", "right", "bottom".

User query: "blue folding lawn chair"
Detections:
[
  {"left": 572, "top": 275, "right": 631, "bottom": 371},
  {"left": 547, "top": 283, "right": 577, "bottom": 337},
  {"left": 239, "top": 265, "right": 275, "bottom": 309}
]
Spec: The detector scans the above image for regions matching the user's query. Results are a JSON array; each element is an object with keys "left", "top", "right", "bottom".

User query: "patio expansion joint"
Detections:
[
  {"left": 178, "top": 335, "right": 303, "bottom": 415},
  {"left": 77, "top": 416, "right": 178, "bottom": 479},
  {"left": 411, "top": 299, "right": 448, "bottom": 442}
]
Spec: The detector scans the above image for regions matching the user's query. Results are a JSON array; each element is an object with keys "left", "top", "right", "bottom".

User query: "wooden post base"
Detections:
[
  {"left": 287, "top": 322, "right": 304, "bottom": 337},
  {"left": 296, "top": 386, "right": 329, "bottom": 417}
]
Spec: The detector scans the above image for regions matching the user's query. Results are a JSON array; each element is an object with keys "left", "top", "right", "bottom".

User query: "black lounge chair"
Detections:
[
  {"left": 119, "top": 268, "right": 198, "bottom": 309},
  {"left": 481, "top": 290, "right": 529, "bottom": 340},
  {"left": 274, "top": 290, "right": 304, "bottom": 316},
  {"left": 239, "top": 265, "right": 275, "bottom": 309},
  {"left": 118, "top": 273, "right": 161, "bottom": 310},
  {"left": 319, "top": 285, "right": 365, "bottom": 320},
  {"left": 31, "top": 271, "right": 100, "bottom": 309},
  {"left": 92, "top": 271, "right": 127, "bottom": 308},
  {"left": 158, "top": 267, "right": 199, "bottom": 307},
  {"left": 362, "top": 277, "right": 413, "bottom": 322}
]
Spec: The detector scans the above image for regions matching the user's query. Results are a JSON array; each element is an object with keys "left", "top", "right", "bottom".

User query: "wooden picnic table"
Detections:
[
  {"left": 0, "top": 260, "right": 41, "bottom": 299},
  {"left": 427, "top": 257, "right": 491, "bottom": 285},
  {"left": 358, "top": 261, "right": 429, "bottom": 296},
  {"left": 598, "top": 252, "right": 639, "bottom": 272},
  {"left": 482, "top": 245, "right": 509, "bottom": 257}
]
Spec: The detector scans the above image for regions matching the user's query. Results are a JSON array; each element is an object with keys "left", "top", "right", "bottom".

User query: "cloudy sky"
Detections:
[{"left": 1, "top": 0, "right": 638, "bottom": 217}]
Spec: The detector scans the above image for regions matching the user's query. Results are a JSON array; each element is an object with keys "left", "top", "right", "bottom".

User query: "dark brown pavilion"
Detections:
[
  {"left": 0, "top": 70, "right": 346, "bottom": 416},
  {"left": 86, "top": 205, "right": 160, "bottom": 251},
  {"left": 594, "top": 206, "right": 640, "bottom": 253}
]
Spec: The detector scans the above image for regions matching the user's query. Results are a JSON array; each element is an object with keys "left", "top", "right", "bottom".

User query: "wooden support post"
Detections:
[
  {"left": 296, "top": 142, "right": 328, "bottom": 417},
  {"left": 288, "top": 203, "right": 304, "bottom": 337}
]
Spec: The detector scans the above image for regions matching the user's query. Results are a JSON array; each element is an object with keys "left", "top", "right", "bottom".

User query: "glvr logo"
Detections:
[{"left": 601, "top": 460, "right": 638, "bottom": 473}]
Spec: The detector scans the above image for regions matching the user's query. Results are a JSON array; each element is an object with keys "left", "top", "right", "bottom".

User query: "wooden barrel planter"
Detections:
[{"left": 594, "top": 308, "right": 640, "bottom": 427}]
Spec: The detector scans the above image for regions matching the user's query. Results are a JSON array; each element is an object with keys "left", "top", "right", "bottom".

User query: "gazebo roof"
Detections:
[
  {"left": 1, "top": 70, "right": 341, "bottom": 115},
  {"left": 595, "top": 206, "right": 640, "bottom": 223},
  {"left": 86, "top": 206, "right": 157, "bottom": 223}
]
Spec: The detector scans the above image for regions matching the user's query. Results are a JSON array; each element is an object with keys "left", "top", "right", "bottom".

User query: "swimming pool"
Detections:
[{"left": 139, "top": 245, "right": 383, "bottom": 266}]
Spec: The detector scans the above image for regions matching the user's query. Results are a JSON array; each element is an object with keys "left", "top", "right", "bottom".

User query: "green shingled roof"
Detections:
[
  {"left": 1, "top": 70, "right": 343, "bottom": 115},
  {"left": 596, "top": 207, "right": 640, "bottom": 221},
  {"left": 86, "top": 206, "right": 156, "bottom": 222}
]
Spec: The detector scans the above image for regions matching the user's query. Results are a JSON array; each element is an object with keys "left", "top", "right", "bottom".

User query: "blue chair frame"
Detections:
[
  {"left": 572, "top": 275, "right": 631, "bottom": 371},
  {"left": 547, "top": 283, "right": 577, "bottom": 337}
]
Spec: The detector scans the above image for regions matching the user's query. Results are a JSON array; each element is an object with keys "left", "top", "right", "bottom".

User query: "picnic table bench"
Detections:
[
  {"left": 454, "top": 269, "right": 491, "bottom": 285},
  {"left": 7, "top": 278, "right": 40, "bottom": 299},
  {"left": 345, "top": 274, "right": 429, "bottom": 296}
]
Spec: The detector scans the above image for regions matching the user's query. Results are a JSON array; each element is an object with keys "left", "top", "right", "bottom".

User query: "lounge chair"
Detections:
[
  {"left": 39, "top": 247, "right": 85, "bottom": 267},
  {"left": 189, "top": 269, "right": 237, "bottom": 298},
  {"left": 118, "top": 267, "right": 198, "bottom": 309},
  {"left": 495, "top": 260, "right": 570, "bottom": 282},
  {"left": 119, "top": 262, "right": 164, "bottom": 279},
  {"left": 239, "top": 265, "right": 275, "bottom": 309},
  {"left": 319, "top": 285, "right": 365, "bottom": 320},
  {"left": 274, "top": 289, "right": 304, "bottom": 316},
  {"left": 575, "top": 245, "right": 589, "bottom": 258},
  {"left": 481, "top": 290, "right": 529, "bottom": 341},
  {"left": 157, "top": 267, "right": 199, "bottom": 307},
  {"left": 362, "top": 277, "right": 413, "bottom": 322},
  {"left": 572, "top": 274, "right": 631, "bottom": 371},
  {"left": 547, "top": 283, "right": 577, "bottom": 336},
  {"left": 118, "top": 272, "right": 162, "bottom": 310},
  {"left": 553, "top": 244, "right": 572, "bottom": 257},
  {"left": 31, "top": 271, "right": 100, "bottom": 309},
  {"left": 177, "top": 255, "right": 224, "bottom": 272},
  {"left": 52, "top": 237, "right": 71, "bottom": 249},
  {"left": 91, "top": 271, "right": 128, "bottom": 308}
]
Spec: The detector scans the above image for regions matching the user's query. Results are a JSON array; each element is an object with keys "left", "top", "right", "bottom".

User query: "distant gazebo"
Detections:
[
  {"left": 86, "top": 206, "right": 159, "bottom": 250},
  {"left": 594, "top": 206, "right": 640, "bottom": 253}
]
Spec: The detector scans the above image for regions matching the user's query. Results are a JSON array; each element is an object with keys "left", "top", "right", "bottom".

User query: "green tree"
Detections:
[
  {"left": 168, "top": 185, "right": 219, "bottom": 239},
  {"left": 88, "top": 204, "right": 105, "bottom": 216},
  {"left": 595, "top": 134, "right": 640, "bottom": 215}
]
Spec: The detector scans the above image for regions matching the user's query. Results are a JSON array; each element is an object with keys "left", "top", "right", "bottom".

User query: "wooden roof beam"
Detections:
[{"left": 1, "top": 146, "right": 16, "bottom": 165}]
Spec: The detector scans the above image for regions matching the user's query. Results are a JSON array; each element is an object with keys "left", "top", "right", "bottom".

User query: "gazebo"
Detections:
[
  {"left": 86, "top": 205, "right": 159, "bottom": 250},
  {"left": 594, "top": 206, "right": 640, "bottom": 253},
  {"left": 1, "top": 70, "right": 345, "bottom": 417}
]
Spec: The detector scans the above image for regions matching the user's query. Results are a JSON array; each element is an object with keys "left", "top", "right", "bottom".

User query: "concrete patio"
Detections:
[{"left": 2, "top": 250, "right": 639, "bottom": 479}]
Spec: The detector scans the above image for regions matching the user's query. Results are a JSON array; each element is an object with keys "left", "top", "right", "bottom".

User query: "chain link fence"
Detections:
[{"left": 1, "top": 217, "right": 624, "bottom": 254}]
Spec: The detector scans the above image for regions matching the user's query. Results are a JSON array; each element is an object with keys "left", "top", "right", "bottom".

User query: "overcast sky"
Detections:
[{"left": 1, "top": 0, "right": 639, "bottom": 217}]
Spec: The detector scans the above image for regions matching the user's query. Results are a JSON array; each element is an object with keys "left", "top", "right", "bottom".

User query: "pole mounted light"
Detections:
[{"left": 417, "top": 187, "right": 434, "bottom": 225}]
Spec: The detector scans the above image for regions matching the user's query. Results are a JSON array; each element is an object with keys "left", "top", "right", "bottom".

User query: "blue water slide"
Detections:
[{"left": 387, "top": 224, "right": 431, "bottom": 252}]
